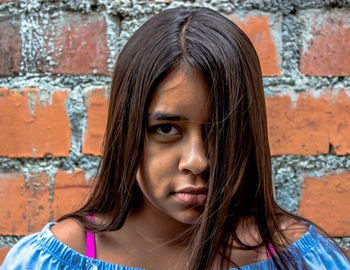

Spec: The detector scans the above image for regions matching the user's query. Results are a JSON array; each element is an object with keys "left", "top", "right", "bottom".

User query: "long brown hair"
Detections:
[{"left": 59, "top": 7, "right": 327, "bottom": 269}]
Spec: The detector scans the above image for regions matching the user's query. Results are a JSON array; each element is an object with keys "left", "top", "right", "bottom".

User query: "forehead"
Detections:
[{"left": 148, "top": 66, "right": 210, "bottom": 120}]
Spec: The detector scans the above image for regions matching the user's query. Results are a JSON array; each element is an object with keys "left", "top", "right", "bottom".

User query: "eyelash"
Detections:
[{"left": 148, "top": 124, "right": 181, "bottom": 137}]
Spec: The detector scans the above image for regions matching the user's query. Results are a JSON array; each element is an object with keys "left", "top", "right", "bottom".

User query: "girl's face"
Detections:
[{"left": 136, "top": 66, "right": 210, "bottom": 225}]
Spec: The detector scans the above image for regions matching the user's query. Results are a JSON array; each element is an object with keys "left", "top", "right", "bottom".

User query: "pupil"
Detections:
[{"left": 160, "top": 125, "right": 172, "bottom": 133}]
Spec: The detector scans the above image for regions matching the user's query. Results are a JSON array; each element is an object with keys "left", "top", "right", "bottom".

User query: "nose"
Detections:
[{"left": 178, "top": 133, "right": 209, "bottom": 175}]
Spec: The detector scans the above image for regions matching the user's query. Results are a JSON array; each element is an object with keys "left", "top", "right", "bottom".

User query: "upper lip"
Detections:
[{"left": 175, "top": 187, "right": 208, "bottom": 194}]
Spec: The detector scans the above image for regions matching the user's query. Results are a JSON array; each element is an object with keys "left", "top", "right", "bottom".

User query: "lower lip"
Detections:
[{"left": 173, "top": 192, "right": 207, "bottom": 206}]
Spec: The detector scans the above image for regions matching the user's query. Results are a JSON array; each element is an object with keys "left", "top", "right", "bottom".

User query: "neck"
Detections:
[{"left": 124, "top": 199, "right": 193, "bottom": 248}]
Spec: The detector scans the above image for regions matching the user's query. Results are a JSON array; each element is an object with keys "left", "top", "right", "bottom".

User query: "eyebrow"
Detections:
[{"left": 148, "top": 112, "right": 188, "bottom": 121}]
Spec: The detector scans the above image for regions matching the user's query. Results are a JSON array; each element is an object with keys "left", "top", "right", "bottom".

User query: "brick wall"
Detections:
[{"left": 1, "top": 0, "right": 350, "bottom": 262}]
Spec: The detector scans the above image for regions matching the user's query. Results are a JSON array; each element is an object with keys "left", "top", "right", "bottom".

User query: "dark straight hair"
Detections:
[{"left": 59, "top": 6, "right": 329, "bottom": 269}]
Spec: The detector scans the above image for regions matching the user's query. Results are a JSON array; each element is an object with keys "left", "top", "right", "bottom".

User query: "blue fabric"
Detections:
[{"left": 1, "top": 223, "right": 349, "bottom": 270}]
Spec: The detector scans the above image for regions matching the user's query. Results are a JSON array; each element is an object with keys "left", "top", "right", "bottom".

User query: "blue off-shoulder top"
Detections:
[{"left": 1, "top": 222, "right": 349, "bottom": 270}]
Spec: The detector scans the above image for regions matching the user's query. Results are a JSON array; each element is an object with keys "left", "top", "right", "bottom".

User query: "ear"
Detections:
[
  {"left": 134, "top": 166, "right": 146, "bottom": 198},
  {"left": 136, "top": 167, "right": 141, "bottom": 181}
]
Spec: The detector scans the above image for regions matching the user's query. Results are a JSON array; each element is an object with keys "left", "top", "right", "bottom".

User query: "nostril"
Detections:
[
  {"left": 202, "top": 170, "right": 210, "bottom": 181},
  {"left": 178, "top": 158, "right": 209, "bottom": 176}
]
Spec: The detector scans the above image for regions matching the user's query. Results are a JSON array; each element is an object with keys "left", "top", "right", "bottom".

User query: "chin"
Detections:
[
  {"left": 177, "top": 217, "right": 201, "bottom": 225},
  {"left": 173, "top": 208, "right": 204, "bottom": 225}
]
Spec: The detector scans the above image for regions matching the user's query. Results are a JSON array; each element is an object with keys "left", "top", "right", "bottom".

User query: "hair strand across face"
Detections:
[{"left": 58, "top": 7, "right": 326, "bottom": 270}]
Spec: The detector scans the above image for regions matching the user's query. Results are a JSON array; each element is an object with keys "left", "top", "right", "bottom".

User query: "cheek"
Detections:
[{"left": 136, "top": 147, "right": 178, "bottom": 197}]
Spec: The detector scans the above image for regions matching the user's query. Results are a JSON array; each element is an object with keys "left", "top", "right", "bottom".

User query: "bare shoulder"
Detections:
[
  {"left": 279, "top": 217, "right": 310, "bottom": 244},
  {"left": 51, "top": 218, "right": 86, "bottom": 255}
]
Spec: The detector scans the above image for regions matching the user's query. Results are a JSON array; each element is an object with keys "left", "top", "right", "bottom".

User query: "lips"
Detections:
[{"left": 173, "top": 187, "right": 208, "bottom": 206}]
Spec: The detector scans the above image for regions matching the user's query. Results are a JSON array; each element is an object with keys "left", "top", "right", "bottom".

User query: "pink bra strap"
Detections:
[
  {"left": 266, "top": 243, "right": 275, "bottom": 258},
  {"left": 86, "top": 215, "right": 96, "bottom": 259}
]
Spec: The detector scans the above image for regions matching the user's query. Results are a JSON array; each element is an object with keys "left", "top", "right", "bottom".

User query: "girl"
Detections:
[{"left": 2, "top": 6, "right": 350, "bottom": 270}]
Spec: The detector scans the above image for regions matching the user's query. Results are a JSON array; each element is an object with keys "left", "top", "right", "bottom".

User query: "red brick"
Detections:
[
  {"left": 299, "top": 172, "right": 350, "bottom": 236},
  {"left": 52, "top": 169, "right": 91, "bottom": 220},
  {"left": 299, "top": 10, "right": 350, "bottom": 76},
  {"left": 230, "top": 14, "right": 280, "bottom": 76},
  {"left": 266, "top": 90, "right": 350, "bottom": 155},
  {"left": 0, "top": 88, "right": 71, "bottom": 157},
  {"left": 0, "top": 172, "right": 51, "bottom": 235},
  {"left": 0, "top": 17, "right": 21, "bottom": 76},
  {"left": 48, "top": 13, "right": 109, "bottom": 75},
  {"left": 82, "top": 87, "right": 108, "bottom": 155},
  {"left": 0, "top": 248, "right": 10, "bottom": 265},
  {"left": 0, "top": 170, "right": 91, "bottom": 235}
]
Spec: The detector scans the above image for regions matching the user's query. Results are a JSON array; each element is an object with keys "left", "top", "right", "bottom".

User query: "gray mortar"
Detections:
[
  {"left": 104, "top": 13, "right": 121, "bottom": 72},
  {"left": 0, "top": 235, "right": 23, "bottom": 248},
  {"left": 1, "top": 0, "right": 350, "bottom": 249},
  {"left": 19, "top": 2, "right": 49, "bottom": 74},
  {"left": 272, "top": 155, "right": 350, "bottom": 214},
  {"left": 67, "top": 86, "right": 87, "bottom": 159},
  {"left": 107, "top": 0, "right": 167, "bottom": 19},
  {"left": 59, "top": 0, "right": 104, "bottom": 13},
  {"left": 0, "top": 156, "right": 100, "bottom": 173},
  {"left": 334, "top": 237, "right": 350, "bottom": 250},
  {"left": 280, "top": 13, "right": 301, "bottom": 87}
]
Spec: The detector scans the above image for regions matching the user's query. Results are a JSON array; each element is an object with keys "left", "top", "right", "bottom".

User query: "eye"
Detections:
[
  {"left": 153, "top": 124, "right": 180, "bottom": 136},
  {"left": 148, "top": 123, "right": 182, "bottom": 141}
]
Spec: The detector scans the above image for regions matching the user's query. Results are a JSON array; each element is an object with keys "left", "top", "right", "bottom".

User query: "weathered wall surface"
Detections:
[{"left": 0, "top": 0, "right": 350, "bottom": 262}]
